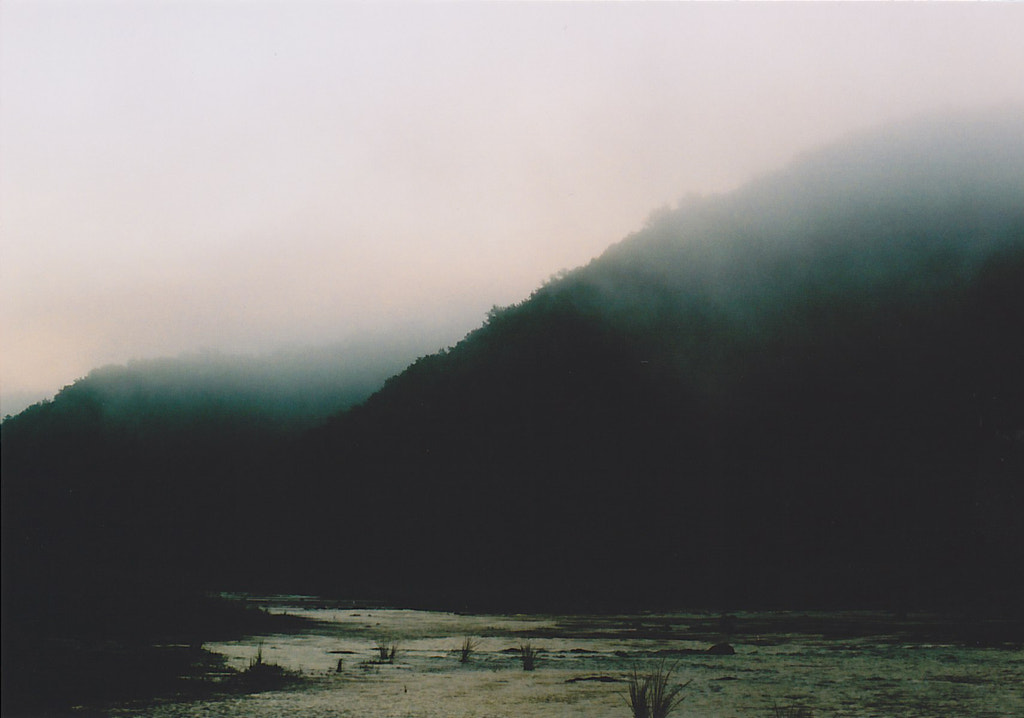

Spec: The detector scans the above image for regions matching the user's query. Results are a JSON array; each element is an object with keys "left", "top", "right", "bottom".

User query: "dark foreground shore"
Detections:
[{"left": 1, "top": 593, "right": 305, "bottom": 717}]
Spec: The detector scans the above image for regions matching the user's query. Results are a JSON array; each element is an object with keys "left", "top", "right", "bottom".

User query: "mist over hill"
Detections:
[
  {"left": 3, "top": 110, "right": 1022, "bottom": 627},
  {"left": 3, "top": 339, "right": 420, "bottom": 432},
  {"left": 299, "top": 108, "right": 1024, "bottom": 609}
]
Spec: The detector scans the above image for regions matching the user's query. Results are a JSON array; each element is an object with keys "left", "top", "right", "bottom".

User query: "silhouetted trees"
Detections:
[{"left": 3, "top": 110, "right": 1023, "bottom": 633}]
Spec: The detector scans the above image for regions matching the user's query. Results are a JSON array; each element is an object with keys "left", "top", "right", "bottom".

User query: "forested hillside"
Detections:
[
  {"left": 3, "top": 110, "right": 1022, "bottom": 625},
  {"left": 294, "top": 110, "right": 1024, "bottom": 610}
]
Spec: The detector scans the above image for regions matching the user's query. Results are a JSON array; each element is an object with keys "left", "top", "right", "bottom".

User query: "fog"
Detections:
[{"left": 3, "top": 2, "right": 1024, "bottom": 416}]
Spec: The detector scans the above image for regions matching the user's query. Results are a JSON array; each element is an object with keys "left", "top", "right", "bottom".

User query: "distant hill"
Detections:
[
  {"left": 0, "top": 343, "right": 422, "bottom": 495},
  {"left": 3, "top": 109, "right": 1022, "bottom": 622},
  {"left": 5, "top": 347, "right": 388, "bottom": 432},
  {"left": 0, "top": 340, "right": 420, "bottom": 617}
]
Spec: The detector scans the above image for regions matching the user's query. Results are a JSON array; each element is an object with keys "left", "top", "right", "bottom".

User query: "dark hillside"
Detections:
[
  {"left": 2, "top": 109, "right": 1022, "bottom": 630},
  {"left": 298, "top": 109, "right": 1024, "bottom": 610},
  {"left": 0, "top": 347, "right": 403, "bottom": 645},
  {"left": 0, "top": 345, "right": 411, "bottom": 711}
]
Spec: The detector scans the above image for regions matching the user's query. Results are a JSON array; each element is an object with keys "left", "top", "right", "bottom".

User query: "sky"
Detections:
[{"left": 3, "top": 1, "right": 1024, "bottom": 417}]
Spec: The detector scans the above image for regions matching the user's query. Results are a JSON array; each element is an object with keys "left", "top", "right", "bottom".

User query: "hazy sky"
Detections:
[{"left": 3, "top": 1, "right": 1024, "bottom": 415}]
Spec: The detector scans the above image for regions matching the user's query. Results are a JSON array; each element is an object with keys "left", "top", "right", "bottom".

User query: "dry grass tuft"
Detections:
[
  {"left": 457, "top": 636, "right": 479, "bottom": 663},
  {"left": 519, "top": 641, "right": 540, "bottom": 671},
  {"left": 373, "top": 638, "right": 399, "bottom": 664},
  {"left": 625, "top": 660, "right": 690, "bottom": 718}
]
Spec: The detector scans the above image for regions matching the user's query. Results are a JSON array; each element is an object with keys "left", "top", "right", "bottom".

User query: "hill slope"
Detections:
[
  {"left": 299, "top": 108, "right": 1024, "bottom": 609},
  {"left": 3, "top": 109, "right": 1022, "bottom": 618}
]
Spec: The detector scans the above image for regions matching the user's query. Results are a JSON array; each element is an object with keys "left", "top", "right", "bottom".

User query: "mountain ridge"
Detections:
[
  {"left": 296, "top": 108, "right": 1023, "bottom": 609},
  {"left": 3, "top": 108, "right": 1022, "bottom": 617}
]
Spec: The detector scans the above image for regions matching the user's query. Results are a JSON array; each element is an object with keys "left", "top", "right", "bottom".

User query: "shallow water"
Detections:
[{"left": 111, "top": 599, "right": 1024, "bottom": 717}]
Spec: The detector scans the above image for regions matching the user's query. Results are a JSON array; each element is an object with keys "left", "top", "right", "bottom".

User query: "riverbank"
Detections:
[
  {"left": 5, "top": 595, "right": 1021, "bottom": 717},
  {"left": 136, "top": 602, "right": 1024, "bottom": 718},
  {"left": 1, "top": 593, "right": 307, "bottom": 716}
]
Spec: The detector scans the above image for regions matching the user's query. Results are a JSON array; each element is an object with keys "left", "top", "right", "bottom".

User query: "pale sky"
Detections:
[{"left": 3, "top": 1, "right": 1024, "bottom": 415}]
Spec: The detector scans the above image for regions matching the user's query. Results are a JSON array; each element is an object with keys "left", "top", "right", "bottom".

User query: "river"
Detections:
[{"left": 108, "top": 597, "right": 1023, "bottom": 717}]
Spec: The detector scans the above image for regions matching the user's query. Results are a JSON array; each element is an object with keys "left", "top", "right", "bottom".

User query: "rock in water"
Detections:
[{"left": 707, "top": 643, "right": 736, "bottom": 655}]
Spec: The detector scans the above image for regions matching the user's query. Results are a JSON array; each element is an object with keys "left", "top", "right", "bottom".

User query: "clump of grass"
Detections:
[
  {"left": 373, "top": 638, "right": 399, "bottom": 664},
  {"left": 234, "top": 642, "right": 292, "bottom": 692},
  {"left": 625, "top": 660, "right": 690, "bottom": 718},
  {"left": 519, "top": 641, "right": 540, "bottom": 671},
  {"left": 457, "top": 636, "right": 479, "bottom": 663},
  {"left": 248, "top": 642, "right": 265, "bottom": 670}
]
